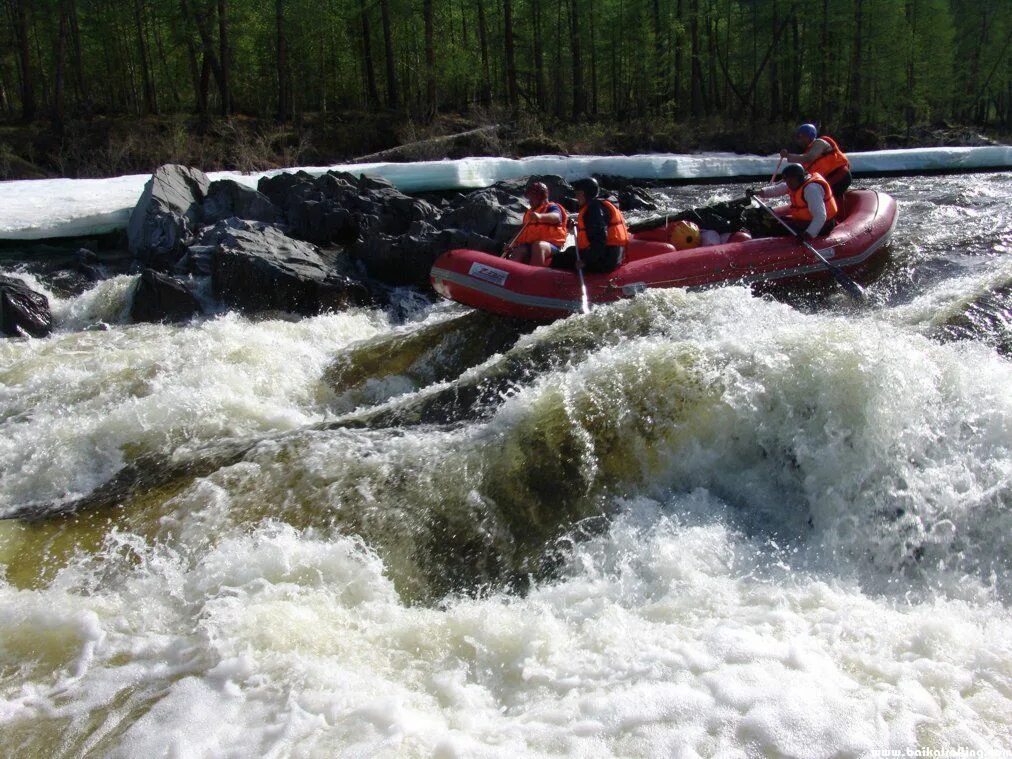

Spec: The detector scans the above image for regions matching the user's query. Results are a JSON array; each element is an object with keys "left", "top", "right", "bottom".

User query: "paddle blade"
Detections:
[{"left": 828, "top": 265, "right": 867, "bottom": 301}]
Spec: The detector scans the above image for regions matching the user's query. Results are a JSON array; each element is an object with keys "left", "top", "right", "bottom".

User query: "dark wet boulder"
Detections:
[
  {"left": 0, "top": 275, "right": 52, "bottom": 338},
  {"left": 127, "top": 164, "right": 211, "bottom": 270},
  {"left": 612, "top": 186, "right": 658, "bottom": 213},
  {"left": 129, "top": 269, "right": 202, "bottom": 324},
  {"left": 355, "top": 221, "right": 499, "bottom": 287},
  {"left": 202, "top": 179, "right": 282, "bottom": 225},
  {"left": 593, "top": 175, "right": 659, "bottom": 213},
  {"left": 286, "top": 201, "right": 359, "bottom": 246},
  {"left": 257, "top": 170, "right": 319, "bottom": 210},
  {"left": 206, "top": 219, "right": 373, "bottom": 315},
  {"left": 0, "top": 246, "right": 113, "bottom": 298},
  {"left": 436, "top": 186, "right": 525, "bottom": 243},
  {"left": 257, "top": 170, "right": 437, "bottom": 245}
]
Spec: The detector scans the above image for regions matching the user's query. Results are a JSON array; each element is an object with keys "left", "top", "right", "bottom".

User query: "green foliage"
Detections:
[{"left": 0, "top": 0, "right": 1007, "bottom": 130}]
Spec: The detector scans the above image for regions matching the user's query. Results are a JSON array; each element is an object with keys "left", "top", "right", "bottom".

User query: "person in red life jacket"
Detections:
[
  {"left": 746, "top": 163, "right": 838, "bottom": 243},
  {"left": 505, "top": 181, "right": 569, "bottom": 266},
  {"left": 551, "top": 177, "right": 628, "bottom": 274},
  {"left": 779, "top": 123, "right": 852, "bottom": 200}
]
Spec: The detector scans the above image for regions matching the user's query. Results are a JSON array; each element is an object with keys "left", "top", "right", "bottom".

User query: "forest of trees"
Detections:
[{"left": 1, "top": 0, "right": 1009, "bottom": 132}]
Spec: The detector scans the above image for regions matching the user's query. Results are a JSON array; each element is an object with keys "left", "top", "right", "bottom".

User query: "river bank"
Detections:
[{"left": 2, "top": 111, "right": 1007, "bottom": 181}]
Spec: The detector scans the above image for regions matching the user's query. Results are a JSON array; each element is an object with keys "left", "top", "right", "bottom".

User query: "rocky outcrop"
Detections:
[
  {"left": 202, "top": 179, "right": 282, "bottom": 226},
  {"left": 205, "top": 219, "right": 373, "bottom": 315},
  {"left": 127, "top": 164, "right": 211, "bottom": 269},
  {"left": 436, "top": 186, "right": 526, "bottom": 242},
  {"left": 129, "top": 269, "right": 202, "bottom": 324},
  {"left": 258, "top": 170, "right": 439, "bottom": 245},
  {"left": 0, "top": 275, "right": 52, "bottom": 338}
]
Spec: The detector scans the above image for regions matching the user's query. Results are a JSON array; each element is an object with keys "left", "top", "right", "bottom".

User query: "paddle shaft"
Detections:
[
  {"left": 501, "top": 219, "right": 530, "bottom": 257},
  {"left": 569, "top": 226, "right": 591, "bottom": 314},
  {"left": 750, "top": 195, "right": 866, "bottom": 301},
  {"left": 771, "top": 156, "right": 784, "bottom": 184}
]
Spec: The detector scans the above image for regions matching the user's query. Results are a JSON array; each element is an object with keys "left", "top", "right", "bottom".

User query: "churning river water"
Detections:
[{"left": 1, "top": 173, "right": 1010, "bottom": 757}]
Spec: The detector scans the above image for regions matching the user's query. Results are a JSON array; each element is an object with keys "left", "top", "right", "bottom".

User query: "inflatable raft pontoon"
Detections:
[{"left": 430, "top": 189, "right": 898, "bottom": 319}]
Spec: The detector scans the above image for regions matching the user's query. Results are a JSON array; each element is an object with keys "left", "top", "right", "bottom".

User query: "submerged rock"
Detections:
[
  {"left": 0, "top": 275, "right": 52, "bottom": 338},
  {"left": 127, "top": 164, "right": 211, "bottom": 269},
  {"left": 129, "top": 269, "right": 202, "bottom": 324}
]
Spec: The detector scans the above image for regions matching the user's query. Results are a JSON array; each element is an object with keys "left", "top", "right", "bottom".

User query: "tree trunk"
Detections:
[
  {"left": 769, "top": 0, "right": 780, "bottom": 120},
  {"left": 554, "top": 0, "right": 564, "bottom": 117},
  {"left": 358, "top": 0, "right": 379, "bottom": 106},
  {"left": 276, "top": 0, "right": 289, "bottom": 120},
  {"left": 689, "top": 0, "right": 702, "bottom": 118},
  {"left": 651, "top": 0, "right": 663, "bottom": 111},
  {"left": 847, "top": 0, "right": 863, "bottom": 126},
  {"left": 66, "top": 0, "right": 86, "bottom": 108},
  {"left": 12, "top": 0, "right": 36, "bottom": 121},
  {"left": 133, "top": 0, "right": 157, "bottom": 114},
  {"left": 588, "top": 0, "right": 597, "bottom": 115},
  {"left": 476, "top": 0, "right": 491, "bottom": 105},
  {"left": 188, "top": 0, "right": 226, "bottom": 115},
  {"left": 217, "top": 0, "right": 230, "bottom": 115},
  {"left": 531, "top": 0, "right": 545, "bottom": 108},
  {"left": 790, "top": 14, "right": 800, "bottom": 118},
  {"left": 198, "top": 52, "right": 210, "bottom": 116},
  {"left": 570, "top": 0, "right": 584, "bottom": 117},
  {"left": 51, "top": 3, "right": 70, "bottom": 126},
  {"left": 504, "top": 0, "right": 519, "bottom": 111},
  {"left": 819, "top": 0, "right": 829, "bottom": 119},
  {"left": 673, "top": 0, "right": 682, "bottom": 107},
  {"left": 379, "top": 0, "right": 398, "bottom": 109},
  {"left": 152, "top": 10, "right": 181, "bottom": 109},
  {"left": 424, "top": 0, "right": 436, "bottom": 118},
  {"left": 177, "top": 0, "right": 203, "bottom": 115}
]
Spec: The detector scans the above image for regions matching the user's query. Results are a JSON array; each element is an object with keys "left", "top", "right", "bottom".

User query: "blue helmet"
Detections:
[{"left": 796, "top": 123, "right": 818, "bottom": 141}]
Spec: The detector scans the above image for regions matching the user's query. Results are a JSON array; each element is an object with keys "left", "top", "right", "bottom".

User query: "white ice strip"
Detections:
[{"left": 1, "top": 146, "right": 1009, "bottom": 240}]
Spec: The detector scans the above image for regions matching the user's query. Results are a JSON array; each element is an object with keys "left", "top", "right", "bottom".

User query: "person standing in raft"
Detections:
[
  {"left": 780, "top": 123, "right": 852, "bottom": 199},
  {"left": 551, "top": 177, "right": 629, "bottom": 274},
  {"left": 505, "top": 181, "right": 569, "bottom": 267},
  {"left": 746, "top": 163, "right": 838, "bottom": 243}
]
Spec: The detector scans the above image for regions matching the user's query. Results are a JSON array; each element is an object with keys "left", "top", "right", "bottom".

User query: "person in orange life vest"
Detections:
[
  {"left": 746, "top": 163, "right": 838, "bottom": 243},
  {"left": 505, "top": 181, "right": 568, "bottom": 267},
  {"left": 779, "top": 123, "right": 852, "bottom": 200},
  {"left": 550, "top": 177, "right": 628, "bottom": 274}
]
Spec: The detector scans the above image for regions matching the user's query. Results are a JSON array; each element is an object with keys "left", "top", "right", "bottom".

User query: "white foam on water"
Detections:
[
  {"left": 467, "top": 288, "right": 1012, "bottom": 600},
  {"left": 1, "top": 503, "right": 1009, "bottom": 757},
  {"left": 0, "top": 307, "right": 391, "bottom": 514}
]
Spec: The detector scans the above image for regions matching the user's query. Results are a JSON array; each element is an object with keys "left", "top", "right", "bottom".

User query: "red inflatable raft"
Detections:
[{"left": 430, "top": 190, "right": 898, "bottom": 320}]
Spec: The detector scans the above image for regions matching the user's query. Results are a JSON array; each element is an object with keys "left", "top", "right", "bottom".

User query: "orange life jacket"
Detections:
[
  {"left": 517, "top": 202, "right": 568, "bottom": 248},
  {"left": 576, "top": 199, "right": 629, "bottom": 249},
  {"left": 788, "top": 173, "right": 839, "bottom": 223},
  {"left": 806, "top": 135, "right": 850, "bottom": 179}
]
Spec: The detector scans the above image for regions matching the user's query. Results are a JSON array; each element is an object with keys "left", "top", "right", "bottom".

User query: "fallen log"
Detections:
[{"left": 350, "top": 125, "right": 503, "bottom": 163}]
